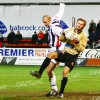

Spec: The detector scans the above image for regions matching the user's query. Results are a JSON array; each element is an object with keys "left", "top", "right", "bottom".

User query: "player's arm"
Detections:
[
  {"left": 73, "top": 34, "right": 88, "bottom": 52},
  {"left": 51, "top": 26, "right": 62, "bottom": 36},
  {"left": 52, "top": 3, "right": 66, "bottom": 21},
  {"left": 51, "top": 25, "right": 67, "bottom": 42},
  {"left": 60, "top": 28, "right": 74, "bottom": 42},
  {"left": 59, "top": 31, "right": 68, "bottom": 42}
]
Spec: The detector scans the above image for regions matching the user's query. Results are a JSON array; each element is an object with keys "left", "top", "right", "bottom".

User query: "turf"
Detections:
[{"left": 0, "top": 65, "right": 100, "bottom": 100}]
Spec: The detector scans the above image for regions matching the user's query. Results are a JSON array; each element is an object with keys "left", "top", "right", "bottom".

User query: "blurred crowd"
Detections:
[
  {"left": 7, "top": 30, "right": 22, "bottom": 44},
  {"left": 31, "top": 30, "right": 49, "bottom": 45},
  {"left": 5, "top": 29, "right": 49, "bottom": 45},
  {"left": 1, "top": 19, "right": 100, "bottom": 49},
  {"left": 87, "top": 19, "right": 100, "bottom": 49}
]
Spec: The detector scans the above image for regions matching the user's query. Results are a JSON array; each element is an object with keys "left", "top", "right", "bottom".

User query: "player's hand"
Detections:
[
  {"left": 73, "top": 39, "right": 79, "bottom": 43},
  {"left": 64, "top": 28, "right": 71, "bottom": 33},
  {"left": 73, "top": 35, "right": 80, "bottom": 43}
]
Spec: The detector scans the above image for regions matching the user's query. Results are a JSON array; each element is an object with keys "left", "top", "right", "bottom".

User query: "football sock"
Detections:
[
  {"left": 50, "top": 74, "right": 58, "bottom": 91},
  {"left": 39, "top": 57, "right": 51, "bottom": 75},
  {"left": 59, "top": 77, "right": 68, "bottom": 94}
]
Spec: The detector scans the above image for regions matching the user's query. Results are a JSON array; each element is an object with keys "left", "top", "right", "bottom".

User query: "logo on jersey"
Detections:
[{"left": 0, "top": 21, "right": 7, "bottom": 34}]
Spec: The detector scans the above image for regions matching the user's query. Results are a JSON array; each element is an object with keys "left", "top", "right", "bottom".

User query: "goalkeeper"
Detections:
[{"left": 31, "top": 18, "right": 88, "bottom": 98}]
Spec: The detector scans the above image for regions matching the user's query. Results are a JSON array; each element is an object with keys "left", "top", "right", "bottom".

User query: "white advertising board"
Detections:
[
  {"left": 0, "top": 48, "right": 100, "bottom": 65},
  {"left": 0, "top": 48, "right": 48, "bottom": 65},
  {"left": 79, "top": 49, "right": 100, "bottom": 58}
]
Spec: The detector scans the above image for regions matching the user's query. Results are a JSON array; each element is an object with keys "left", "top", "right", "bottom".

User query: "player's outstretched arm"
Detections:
[{"left": 53, "top": 3, "right": 66, "bottom": 20}]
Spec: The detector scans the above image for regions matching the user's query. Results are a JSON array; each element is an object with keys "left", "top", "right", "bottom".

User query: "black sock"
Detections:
[
  {"left": 59, "top": 77, "right": 68, "bottom": 94},
  {"left": 39, "top": 57, "right": 51, "bottom": 75}
]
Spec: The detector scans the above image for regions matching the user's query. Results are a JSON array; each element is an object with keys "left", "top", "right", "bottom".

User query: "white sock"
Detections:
[{"left": 50, "top": 74, "right": 58, "bottom": 91}]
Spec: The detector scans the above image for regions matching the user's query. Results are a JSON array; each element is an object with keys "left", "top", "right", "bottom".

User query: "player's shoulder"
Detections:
[
  {"left": 82, "top": 32, "right": 87, "bottom": 37},
  {"left": 81, "top": 32, "right": 88, "bottom": 40},
  {"left": 51, "top": 16, "right": 60, "bottom": 25}
]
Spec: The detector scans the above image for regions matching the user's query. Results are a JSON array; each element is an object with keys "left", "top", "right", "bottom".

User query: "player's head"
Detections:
[
  {"left": 76, "top": 18, "right": 86, "bottom": 31},
  {"left": 42, "top": 15, "right": 51, "bottom": 27}
]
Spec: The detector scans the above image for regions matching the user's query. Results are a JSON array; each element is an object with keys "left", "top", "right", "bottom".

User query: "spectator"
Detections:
[
  {"left": 96, "top": 20, "right": 100, "bottom": 41},
  {"left": 0, "top": 32, "right": 3, "bottom": 47},
  {"left": 37, "top": 30, "right": 44, "bottom": 44},
  {"left": 14, "top": 30, "right": 22, "bottom": 43},
  {"left": 15, "top": 31, "right": 22, "bottom": 43},
  {"left": 43, "top": 30, "right": 49, "bottom": 45},
  {"left": 7, "top": 30, "right": 15, "bottom": 44},
  {"left": 88, "top": 19, "right": 96, "bottom": 48},
  {"left": 32, "top": 31, "right": 38, "bottom": 44}
]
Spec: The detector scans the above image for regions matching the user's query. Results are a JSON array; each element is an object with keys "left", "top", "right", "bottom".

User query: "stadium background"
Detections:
[
  {"left": 0, "top": 0, "right": 100, "bottom": 37},
  {"left": 0, "top": 0, "right": 100, "bottom": 65},
  {"left": 0, "top": 0, "right": 100, "bottom": 100}
]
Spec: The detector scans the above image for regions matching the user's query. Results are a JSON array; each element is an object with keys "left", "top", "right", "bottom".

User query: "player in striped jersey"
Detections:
[{"left": 30, "top": 3, "right": 67, "bottom": 97}]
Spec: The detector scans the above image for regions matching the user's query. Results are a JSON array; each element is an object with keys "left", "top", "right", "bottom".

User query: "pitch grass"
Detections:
[{"left": 0, "top": 65, "right": 100, "bottom": 100}]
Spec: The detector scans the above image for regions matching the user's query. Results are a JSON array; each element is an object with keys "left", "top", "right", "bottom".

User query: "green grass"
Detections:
[{"left": 0, "top": 65, "right": 100, "bottom": 100}]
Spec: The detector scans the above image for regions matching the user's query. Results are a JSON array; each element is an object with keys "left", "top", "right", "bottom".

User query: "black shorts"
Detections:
[{"left": 55, "top": 52, "right": 78, "bottom": 71}]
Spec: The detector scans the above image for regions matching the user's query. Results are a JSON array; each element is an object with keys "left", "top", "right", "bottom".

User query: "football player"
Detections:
[
  {"left": 30, "top": 3, "right": 68, "bottom": 97},
  {"left": 30, "top": 18, "right": 88, "bottom": 98}
]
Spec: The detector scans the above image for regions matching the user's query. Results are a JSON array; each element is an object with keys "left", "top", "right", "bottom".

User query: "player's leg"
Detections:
[
  {"left": 58, "top": 62, "right": 75, "bottom": 98},
  {"left": 54, "top": 52, "right": 77, "bottom": 98},
  {"left": 58, "top": 66, "right": 70, "bottom": 98},
  {"left": 46, "top": 61, "right": 59, "bottom": 97},
  {"left": 30, "top": 52, "right": 58, "bottom": 78}
]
